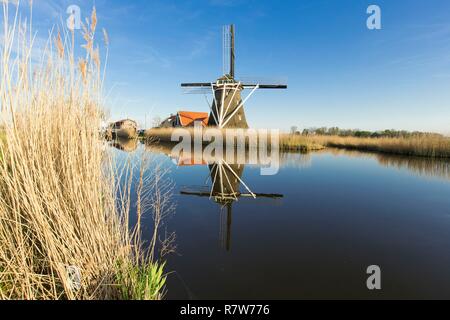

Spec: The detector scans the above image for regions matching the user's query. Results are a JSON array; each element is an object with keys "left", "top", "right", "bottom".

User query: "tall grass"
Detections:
[
  {"left": 309, "top": 135, "right": 450, "bottom": 158},
  {"left": 279, "top": 133, "right": 325, "bottom": 152},
  {"left": 0, "top": 127, "right": 4, "bottom": 151},
  {"left": 147, "top": 129, "right": 450, "bottom": 158},
  {"left": 0, "top": 3, "right": 167, "bottom": 300},
  {"left": 279, "top": 134, "right": 450, "bottom": 158}
]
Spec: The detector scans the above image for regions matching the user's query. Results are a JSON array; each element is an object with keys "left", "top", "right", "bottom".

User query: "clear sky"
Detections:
[{"left": 10, "top": 0, "right": 450, "bottom": 133}]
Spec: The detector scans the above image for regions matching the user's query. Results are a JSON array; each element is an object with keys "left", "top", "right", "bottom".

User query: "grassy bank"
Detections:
[
  {"left": 145, "top": 128, "right": 324, "bottom": 151},
  {"left": 0, "top": 4, "right": 166, "bottom": 300},
  {"left": 145, "top": 128, "right": 450, "bottom": 158},
  {"left": 279, "top": 134, "right": 325, "bottom": 152},
  {"left": 307, "top": 135, "right": 450, "bottom": 158}
]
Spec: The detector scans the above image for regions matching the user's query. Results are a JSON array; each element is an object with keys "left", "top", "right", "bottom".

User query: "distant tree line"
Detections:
[{"left": 290, "top": 126, "right": 443, "bottom": 138}]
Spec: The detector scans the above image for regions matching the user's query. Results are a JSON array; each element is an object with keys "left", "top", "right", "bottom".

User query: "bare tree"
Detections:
[{"left": 152, "top": 116, "right": 162, "bottom": 128}]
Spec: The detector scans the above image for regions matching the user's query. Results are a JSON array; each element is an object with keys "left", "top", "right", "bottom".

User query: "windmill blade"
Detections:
[
  {"left": 181, "top": 87, "right": 212, "bottom": 95},
  {"left": 243, "top": 84, "right": 287, "bottom": 89},
  {"left": 223, "top": 25, "right": 231, "bottom": 76},
  {"left": 230, "top": 24, "right": 235, "bottom": 78},
  {"left": 181, "top": 82, "right": 213, "bottom": 94},
  {"left": 181, "top": 83, "right": 213, "bottom": 87},
  {"left": 238, "top": 76, "right": 288, "bottom": 84},
  {"left": 238, "top": 76, "right": 288, "bottom": 89},
  {"left": 222, "top": 24, "right": 235, "bottom": 78}
]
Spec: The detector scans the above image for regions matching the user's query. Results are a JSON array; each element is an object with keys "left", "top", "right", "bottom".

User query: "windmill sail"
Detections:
[
  {"left": 238, "top": 76, "right": 288, "bottom": 89},
  {"left": 222, "top": 25, "right": 235, "bottom": 78},
  {"left": 230, "top": 24, "right": 235, "bottom": 78}
]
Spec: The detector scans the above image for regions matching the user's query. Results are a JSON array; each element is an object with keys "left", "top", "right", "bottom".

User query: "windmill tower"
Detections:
[{"left": 181, "top": 25, "right": 287, "bottom": 128}]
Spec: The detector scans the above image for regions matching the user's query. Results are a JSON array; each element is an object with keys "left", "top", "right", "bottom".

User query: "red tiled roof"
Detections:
[{"left": 178, "top": 111, "right": 209, "bottom": 127}]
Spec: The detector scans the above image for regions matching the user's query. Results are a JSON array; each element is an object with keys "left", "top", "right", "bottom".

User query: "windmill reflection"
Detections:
[
  {"left": 180, "top": 157, "right": 282, "bottom": 251},
  {"left": 144, "top": 141, "right": 283, "bottom": 250}
]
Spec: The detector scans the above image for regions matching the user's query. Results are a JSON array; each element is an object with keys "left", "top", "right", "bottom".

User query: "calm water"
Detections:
[{"left": 111, "top": 140, "right": 450, "bottom": 299}]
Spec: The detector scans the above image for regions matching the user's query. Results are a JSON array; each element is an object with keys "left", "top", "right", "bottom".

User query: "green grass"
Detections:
[{"left": 115, "top": 261, "right": 167, "bottom": 300}]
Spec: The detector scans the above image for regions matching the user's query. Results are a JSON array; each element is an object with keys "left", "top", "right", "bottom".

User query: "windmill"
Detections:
[{"left": 181, "top": 25, "right": 287, "bottom": 129}]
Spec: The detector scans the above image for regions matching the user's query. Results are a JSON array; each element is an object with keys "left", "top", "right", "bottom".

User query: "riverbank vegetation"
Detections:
[
  {"left": 308, "top": 135, "right": 450, "bottom": 158},
  {"left": 145, "top": 128, "right": 449, "bottom": 158},
  {"left": 295, "top": 127, "right": 445, "bottom": 139},
  {"left": 145, "top": 128, "right": 325, "bottom": 152},
  {"left": 0, "top": 4, "right": 167, "bottom": 300},
  {"left": 286, "top": 127, "right": 450, "bottom": 157},
  {"left": 279, "top": 134, "right": 325, "bottom": 152}
]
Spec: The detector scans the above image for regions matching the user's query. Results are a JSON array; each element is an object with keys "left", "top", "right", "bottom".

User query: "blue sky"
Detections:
[{"left": 11, "top": 0, "right": 450, "bottom": 133}]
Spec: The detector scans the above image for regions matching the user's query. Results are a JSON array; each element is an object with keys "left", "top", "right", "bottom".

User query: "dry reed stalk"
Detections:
[
  {"left": 0, "top": 3, "right": 167, "bottom": 300},
  {"left": 279, "top": 133, "right": 325, "bottom": 152}
]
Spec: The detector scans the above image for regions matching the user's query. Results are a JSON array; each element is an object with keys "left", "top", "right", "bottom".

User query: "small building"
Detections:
[
  {"left": 160, "top": 111, "right": 209, "bottom": 128},
  {"left": 160, "top": 114, "right": 177, "bottom": 128},
  {"left": 107, "top": 119, "right": 138, "bottom": 139}
]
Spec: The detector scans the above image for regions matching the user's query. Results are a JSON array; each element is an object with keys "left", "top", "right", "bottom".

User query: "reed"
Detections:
[
  {"left": 308, "top": 135, "right": 450, "bottom": 158},
  {"left": 146, "top": 128, "right": 449, "bottom": 158},
  {"left": 279, "top": 133, "right": 325, "bottom": 152},
  {"left": 0, "top": 4, "right": 166, "bottom": 300}
]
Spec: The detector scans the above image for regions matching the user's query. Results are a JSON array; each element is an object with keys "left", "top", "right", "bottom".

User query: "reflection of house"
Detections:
[{"left": 160, "top": 111, "right": 209, "bottom": 128}]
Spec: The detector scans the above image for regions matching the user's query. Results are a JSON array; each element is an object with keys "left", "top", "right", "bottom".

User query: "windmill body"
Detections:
[{"left": 209, "top": 78, "right": 248, "bottom": 128}]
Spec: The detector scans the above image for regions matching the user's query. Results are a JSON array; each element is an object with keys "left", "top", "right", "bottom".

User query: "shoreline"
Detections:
[{"left": 142, "top": 128, "right": 450, "bottom": 159}]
